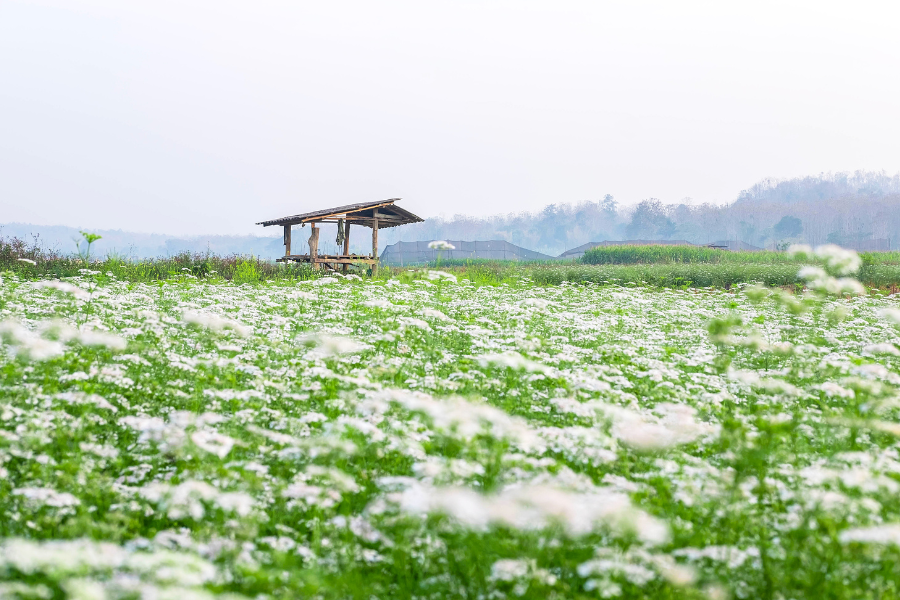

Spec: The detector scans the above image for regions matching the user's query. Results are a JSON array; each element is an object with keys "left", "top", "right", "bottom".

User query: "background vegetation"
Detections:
[
  {"left": 6, "top": 171, "right": 900, "bottom": 260},
  {"left": 6, "top": 232, "right": 900, "bottom": 291}
]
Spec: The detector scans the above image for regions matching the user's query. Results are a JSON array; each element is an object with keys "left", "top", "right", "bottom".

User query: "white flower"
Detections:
[
  {"left": 423, "top": 308, "right": 451, "bottom": 321},
  {"left": 311, "top": 277, "right": 339, "bottom": 286},
  {"left": 0, "top": 539, "right": 127, "bottom": 574},
  {"left": 296, "top": 333, "right": 369, "bottom": 355},
  {"left": 35, "top": 280, "right": 91, "bottom": 300},
  {"left": 878, "top": 308, "right": 900, "bottom": 325},
  {"left": 610, "top": 404, "right": 717, "bottom": 451},
  {"left": 520, "top": 298, "right": 552, "bottom": 309},
  {"left": 191, "top": 430, "right": 237, "bottom": 458},
  {"left": 488, "top": 558, "right": 557, "bottom": 587},
  {"left": 839, "top": 524, "right": 900, "bottom": 546},
  {"left": 786, "top": 244, "right": 813, "bottom": 259},
  {"left": 140, "top": 480, "right": 252, "bottom": 520},
  {"left": 863, "top": 343, "right": 900, "bottom": 356},
  {"left": 816, "top": 382, "right": 855, "bottom": 399},
  {"left": 388, "top": 479, "right": 669, "bottom": 544},
  {"left": 77, "top": 329, "right": 127, "bottom": 351},
  {"left": 798, "top": 266, "right": 827, "bottom": 281},
  {"left": 398, "top": 317, "right": 432, "bottom": 331},
  {"left": 428, "top": 240, "right": 456, "bottom": 250},
  {"left": 61, "top": 578, "right": 106, "bottom": 600},
  {"left": 799, "top": 267, "right": 865, "bottom": 295},
  {"left": 479, "top": 351, "right": 548, "bottom": 373},
  {"left": 13, "top": 487, "right": 81, "bottom": 509},
  {"left": 814, "top": 244, "right": 862, "bottom": 275},
  {"left": 182, "top": 311, "right": 251, "bottom": 337},
  {"left": 16, "top": 258, "right": 36, "bottom": 265},
  {"left": 0, "top": 321, "right": 65, "bottom": 360},
  {"left": 363, "top": 299, "right": 393, "bottom": 309},
  {"left": 426, "top": 270, "right": 457, "bottom": 282},
  {"left": 214, "top": 491, "right": 255, "bottom": 517}
]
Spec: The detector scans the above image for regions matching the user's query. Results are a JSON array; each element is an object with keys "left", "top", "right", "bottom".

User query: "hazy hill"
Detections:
[{"left": 5, "top": 171, "right": 899, "bottom": 259}]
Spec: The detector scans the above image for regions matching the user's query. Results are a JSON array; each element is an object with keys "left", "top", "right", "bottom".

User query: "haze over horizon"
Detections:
[{"left": 3, "top": 1, "right": 900, "bottom": 236}]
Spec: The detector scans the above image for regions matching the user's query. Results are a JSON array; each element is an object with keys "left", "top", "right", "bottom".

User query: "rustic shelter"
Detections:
[{"left": 256, "top": 199, "right": 423, "bottom": 274}]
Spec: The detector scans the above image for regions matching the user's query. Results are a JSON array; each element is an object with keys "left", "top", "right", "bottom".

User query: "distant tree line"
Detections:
[{"left": 380, "top": 171, "right": 900, "bottom": 255}]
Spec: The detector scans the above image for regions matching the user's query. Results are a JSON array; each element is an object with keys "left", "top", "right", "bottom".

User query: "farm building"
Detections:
[
  {"left": 257, "top": 199, "right": 423, "bottom": 274},
  {"left": 380, "top": 240, "right": 554, "bottom": 266},
  {"left": 839, "top": 238, "right": 891, "bottom": 251},
  {"left": 707, "top": 240, "right": 763, "bottom": 251}
]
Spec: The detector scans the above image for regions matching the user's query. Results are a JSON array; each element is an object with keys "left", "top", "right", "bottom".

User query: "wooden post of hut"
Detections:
[
  {"left": 309, "top": 224, "right": 319, "bottom": 269},
  {"left": 371, "top": 217, "right": 379, "bottom": 277},
  {"left": 256, "top": 199, "right": 423, "bottom": 276},
  {"left": 342, "top": 220, "right": 351, "bottom": 274}
]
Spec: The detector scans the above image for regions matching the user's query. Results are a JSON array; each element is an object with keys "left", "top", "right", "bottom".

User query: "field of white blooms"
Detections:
[{"left": 2, "top": 247, "right": 900, "bottom": 599}]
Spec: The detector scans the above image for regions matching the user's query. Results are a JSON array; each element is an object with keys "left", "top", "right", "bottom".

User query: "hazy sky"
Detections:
[{"left": 2, "top": 1, "right": 899, "bottom": 235}]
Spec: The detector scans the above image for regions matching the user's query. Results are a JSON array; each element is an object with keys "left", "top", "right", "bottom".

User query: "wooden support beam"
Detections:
[
  {"left": 372, "top": 219, "right": 379, "bottom": 277},
  {"left": 342, "top": 220, "right": 351, "bottom": 274},
  {"left": 283, "top": 224, "right": 291, "bottom": 256},
  {"left": 309, "top": 224, "right": 320, "bottom": 270}
]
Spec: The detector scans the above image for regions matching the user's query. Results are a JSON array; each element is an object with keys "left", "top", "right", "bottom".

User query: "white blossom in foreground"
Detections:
[
  {"left": 0, "top": 321, "right": 65, "bottom": 360},
  {"left": 182, "top": 311, "right": 251, "bottom": 337},
  {"left": 838, "top": 524, "right": 900, "bottom": 546},
  {"left": 385, "top": 480, "right": 669, "bottom": 544},
  {"left": 478, "top": 351, "right": 549, "bottom": 373},
  {"left": 814, "top": 243, "right": 862, "bottom": 275}
]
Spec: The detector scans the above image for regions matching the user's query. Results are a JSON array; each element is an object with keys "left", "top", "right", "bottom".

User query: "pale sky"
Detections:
[{"left": 2, "top": 0, "right": 899, "bottom": 235}]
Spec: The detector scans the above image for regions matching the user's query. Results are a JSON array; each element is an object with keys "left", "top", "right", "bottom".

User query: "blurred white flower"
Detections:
[
  {"left": 609, "top": 403, "right": 717, "bottom": 451},
  {"left": 296, "top": 332, "right": 369, "bottom": 355},
  {"left": 798, "top": 266, "right": 827, "bottom": 281},
  {"left": 191, "top": 430, "right": 238, "bottom": 459},
  {"left": 863, "top": 343, "right": 900, "bottom": 356},
  {"left": 398, "top": 317, "right": 432, "bottom": 331},
  {"left": 786, "top": 244, "right": 813, "bottom": 259},
  {"left": 423, "top": 308, "right": 451, "bottom": 321},
  {"left": 814, "top": 244, "right": 862, "bottom": 275},
  {"left": 428, "top": 240, "right": 456, "bottom": 250},
  {"left": 140, "top": 480, "right": 252, "bottom": 520},
  {"left": 77, "top": 329, "right": 127, "bottom": 351},
  {"left": 479, "top": 351, "right": 548, "bottom": 373},
  {"left": 13, "top": 487, "right": 81, "bottom": 509},
  {"left": 878, "top": 308, "right": 900, "bottom": 324},
  {"left": 839, "top": 524, "right": 900, "bottom": 546},
  {"left": 388, "top": 479, "right": 669, "bottom": 544},
  {"left": 426, "top": 270, "right": 457, "bottom": 282},
  {"left": 0, "top": 321, "right": 65, "bottom": 360},
  {"left": 182, "top": 311, "right": 251, "bottom": 337},
  {"left": 35, "top": 280, "right": 91, "bottom": 300}
]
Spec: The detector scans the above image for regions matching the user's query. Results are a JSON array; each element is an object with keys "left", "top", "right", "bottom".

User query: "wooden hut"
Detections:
[{"left": 257, "top": 198, "right": 423, "bottom": 275}]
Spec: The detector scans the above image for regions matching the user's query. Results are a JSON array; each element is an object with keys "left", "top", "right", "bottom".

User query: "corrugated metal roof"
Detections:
[{"left": 257, "top": 198, "right": 424, "bottom": 229}]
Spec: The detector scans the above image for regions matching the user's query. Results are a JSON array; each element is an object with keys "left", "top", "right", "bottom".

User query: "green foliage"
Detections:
[
  {"left": 530, "top": 263, "right": 807, "bottom": 289},
  {"left": 582, "top": 245, "right": 791, "bottom": 266},
  {"left": 773, "top": 215, "right": 803, "bottom": 238},
  {"left": 0, "top": 235, "right": 320, "bottom": 283},
  {"left": 231, "top": 258, "right": 261, "bottom": 284}
]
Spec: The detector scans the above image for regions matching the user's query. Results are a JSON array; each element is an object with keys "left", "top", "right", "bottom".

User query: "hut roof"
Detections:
[{"left": 257, "top": 198, "right": 423, "bottom": 229}]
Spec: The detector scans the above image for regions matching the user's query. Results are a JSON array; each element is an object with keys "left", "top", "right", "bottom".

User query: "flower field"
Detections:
[{"left": 2, "top": 254, "right": 900, "bottom": 599}]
